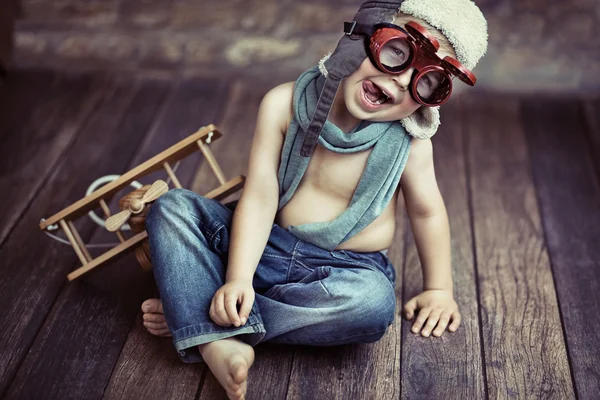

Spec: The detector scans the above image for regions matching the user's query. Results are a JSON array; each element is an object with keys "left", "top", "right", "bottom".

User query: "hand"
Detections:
[
  {"left": 209, "top": 279, "right": 255, "bottom": 327},
  {"left": 403, "top": 289, "right": 461, "bottom": 337}
]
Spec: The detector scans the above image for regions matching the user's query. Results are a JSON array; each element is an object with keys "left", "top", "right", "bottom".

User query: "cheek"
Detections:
[{"left": 392, "top": 97, "right": 421, "bottom": 120}]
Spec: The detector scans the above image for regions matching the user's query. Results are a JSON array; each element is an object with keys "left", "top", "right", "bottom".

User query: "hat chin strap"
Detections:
[{"left": 301, "top": 75, "right": 343, "bottom": 157}]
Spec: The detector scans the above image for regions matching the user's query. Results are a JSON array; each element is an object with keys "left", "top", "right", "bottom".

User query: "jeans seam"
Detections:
[
  {"left": 288, "top": 240, "right": 302, "bottom": 283},
  {"left": 261, "top": 253, "right": 290, "bottom": 260},
  {"left": 317, "top": 267, "right": 331, "bottom": 295},
  {"left": 207, "top": 222, "right": 224, "bottom": 243},
  {"left": 294, "top": 257, "right": 315, "bottom": 272}
]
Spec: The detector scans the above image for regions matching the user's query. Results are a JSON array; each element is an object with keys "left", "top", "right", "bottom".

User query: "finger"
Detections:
[
  {"left": 403, "top": 298, "right": 418, "bottom": 320},
  {"left": 448, "top": 312, "right": 462, "bottom": 332},
  {"left": 421, "top": 310, "right": 443, "bottom": 337},
  {"left": 432, "top": 312, "right": 452, "bottom": 337},
  {"left": 411, "top": 308, "right": 432, "bottom": 333},
  {"left": 238, "top": 292, "right": 254, "bottom": 324},
  {"left": 225, "top": 292, "right": 241, "bottom": 327},
  {"left": 212, "top": 292, "right": 231, "bottom": 326},
  {"left": 209, "top": 294, "right": 218, "bottom": 324}
]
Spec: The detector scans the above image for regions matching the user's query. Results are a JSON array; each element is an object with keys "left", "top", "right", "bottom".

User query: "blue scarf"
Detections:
[{"left": 277, "top": 67, "right": 412, "bottom": 250}]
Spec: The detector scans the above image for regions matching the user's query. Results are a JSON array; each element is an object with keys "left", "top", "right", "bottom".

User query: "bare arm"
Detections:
[
  {"left": 209, "top": 82, "right": 294, "bottom": 328},
  {"left": 401, "top": 138, "right": 452, "bottom": 291},
  {"left": 226, "top": 82, "right": 293, "bottom": 281},
  {"left": 399, "top": 138, "right": 460, "bottom": 337}
]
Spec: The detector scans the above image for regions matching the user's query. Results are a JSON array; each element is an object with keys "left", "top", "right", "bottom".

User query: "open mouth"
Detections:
[{"left": 362, "top": 81, "right": 393, "bottom": 106}]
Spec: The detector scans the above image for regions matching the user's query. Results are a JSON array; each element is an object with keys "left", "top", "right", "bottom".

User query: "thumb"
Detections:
[
  {"left": 403, "top": 298, "right": 418, "bottom": 320},
  {"left": 238, "top": 291, "right": 254, "bottom": 325}
]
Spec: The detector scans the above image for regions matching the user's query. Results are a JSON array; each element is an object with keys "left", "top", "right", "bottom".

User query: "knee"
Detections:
[
  {"left": 147, "top": 189, "right": 202, "bottom": 232},
  {"left": 345, "top": 270, "right": 396, "bottom": 337},
  {"left": 148, "top": 189, "right": 192, "bottom": 219}
]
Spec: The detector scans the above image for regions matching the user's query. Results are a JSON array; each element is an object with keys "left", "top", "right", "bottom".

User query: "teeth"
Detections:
[{"left": 374, "top": 98, "right": 386, "bottom": 105}]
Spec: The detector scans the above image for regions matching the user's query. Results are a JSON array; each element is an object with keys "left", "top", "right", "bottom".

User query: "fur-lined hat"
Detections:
[{"left": 301, "top": 0, "right": 488, "bottom": 155}]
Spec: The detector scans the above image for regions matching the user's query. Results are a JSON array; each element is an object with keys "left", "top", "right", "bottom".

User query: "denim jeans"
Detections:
[{"left": 147, "top": 189, "right": 397, "bottom": 363}]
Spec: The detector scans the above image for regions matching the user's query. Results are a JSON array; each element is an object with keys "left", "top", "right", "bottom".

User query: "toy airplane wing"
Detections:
[{"left": 40, "top": 125, "right": 245, "bottom": 281}]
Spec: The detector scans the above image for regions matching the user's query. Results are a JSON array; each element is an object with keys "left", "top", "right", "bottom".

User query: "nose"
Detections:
[{"left": 391, "top": 68, "right": 414, "bottom": 91}]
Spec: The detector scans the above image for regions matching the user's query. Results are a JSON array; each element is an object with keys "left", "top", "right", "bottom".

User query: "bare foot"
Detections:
[
  {"left": 141, "top": 298, "right": 171, "bottom": 337},
  {"left": 199, "top": 338, "right": 255, "bottom": 400}
]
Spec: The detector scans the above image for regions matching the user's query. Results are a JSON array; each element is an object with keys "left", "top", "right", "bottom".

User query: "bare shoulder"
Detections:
[
  {"left": 401, "top": 139, "right": 444, "bottom": 216},
  {"left": 245, "top": 82, "right": 295, "bottom": 188},
  {"left": 405, "top": 138, "right": 434, "bottom": 173},
  {"left": 259, "top": 82, "right": 295, "bottom": 135}
]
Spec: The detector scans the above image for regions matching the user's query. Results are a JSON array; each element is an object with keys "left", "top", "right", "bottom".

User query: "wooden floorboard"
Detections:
[
  {"left": 194, "top": 80, "right": 300, "bottom": 400},
  {"left": 0, "top": 75, "right": 128, "bottom": 397},
  {"left": 103, "top": 77, "right": 230, "bottom": 400},
  {"left": 0, "top": 69, "right": 59, "bottom": 143},
  {"left": 285, "top": 231, "right": 404, "bottom": 400},
  {"left": 2, "top": 68, "right": 599, "bottom": 399},
  {"left": 0, "top": 70, "right": 105, "bottom": 248},
  {"left": 3, "top": 78, "right": 170, "bottom": 399},
  {"left": 400, "top": 98, "right": 485, "bottom": 399},
  {"left": 522, "top": 98, "right": 600, "bottom": 398},
  {"left": 464, "top": 95, "right": 574, "bottom": 398},
  {"left": 285, "top": 173, "right": 406, "bottom": 400},
  {"left": 582, "top": 98, "right": 600, "bottom": 182}
]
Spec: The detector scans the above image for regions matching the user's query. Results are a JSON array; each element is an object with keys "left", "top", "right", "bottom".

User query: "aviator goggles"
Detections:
[{"left": 344, "top": 20, "right": 477, "bottom": 106}]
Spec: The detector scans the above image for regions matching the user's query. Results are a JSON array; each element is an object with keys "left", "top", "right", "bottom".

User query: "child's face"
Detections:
[
  {"left": 340, "top": 44, "right": 454, "bottom": 123},
  {"left": 340, "top": 57, "right": 422, "bottom": 123}
]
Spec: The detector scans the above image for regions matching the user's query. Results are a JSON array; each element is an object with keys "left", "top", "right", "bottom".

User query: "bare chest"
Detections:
[{"left": 300, "top": 144, "right": 373, "bottom": 200}]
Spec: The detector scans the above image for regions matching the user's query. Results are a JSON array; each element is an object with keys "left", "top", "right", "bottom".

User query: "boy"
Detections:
[{"left": 141, "top": 0, "right": 488, "bottom": 398}]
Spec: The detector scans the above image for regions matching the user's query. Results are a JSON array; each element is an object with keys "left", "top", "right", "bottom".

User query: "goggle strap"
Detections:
[
  {"left": 344, "top": 21, "right": 376, "bottom": 37},
  {"left": 300, "top": 76, "right": 342, "bottom": 157}
]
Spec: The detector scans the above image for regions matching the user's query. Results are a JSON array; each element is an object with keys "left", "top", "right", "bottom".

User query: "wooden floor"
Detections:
[{"left": 1, "top": 68, "right": 599, "bottom": 400}]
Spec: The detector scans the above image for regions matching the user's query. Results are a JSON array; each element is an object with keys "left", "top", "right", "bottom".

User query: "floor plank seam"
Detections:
[
  {"left": 98, "top": 82, "right": 179, "bottom": 398},
  {"left": 0, "top": 77, "right": 124, "bottom": 398},
  {"left": 4, "top": 78, "right": 166, "bottom": 398},
  {"left": 1, "top": 273, "right": 70, "bottom": 399},
  {"left": 193, "top": 368, "right": 209, "bottom": 400},
  {"left": 520, "top": 98, "right": 581, "bottom": 398},
  {"left": 578, "top": 100, "right": 600, "bottom": 189},
  {"left": 398, "top": 213, "right": 408, "bottom": 399},
  {"left": 0, "top": 77, "right": 106, "bottom": 252},
  {"left": 462, "top": 97, "right": 490, "bottom": 400},
  {"left": 283, "top": 348, "right": 296, "bottom": 400}
]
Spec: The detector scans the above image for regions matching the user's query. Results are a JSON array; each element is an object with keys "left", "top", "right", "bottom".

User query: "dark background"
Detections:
[{"left": 3, "top": 0, "right": 599, "bottom": 94}]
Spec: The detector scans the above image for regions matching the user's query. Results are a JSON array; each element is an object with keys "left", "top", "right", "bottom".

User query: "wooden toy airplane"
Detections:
[{"left": 39, "top": 125, "right": 245, "bottom": 281}]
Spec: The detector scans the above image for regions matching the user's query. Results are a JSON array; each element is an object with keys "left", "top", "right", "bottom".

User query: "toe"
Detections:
[
  {"left": 141, "top": 298, "right": 163, "bottom": 314},
  {"left": 226, "top": 385, "right": 244, "bottom": 400},
  {"left": 143, "top": 313, "right": 166, "bottom": 323},
  {"left": 147, "top": 328, "right": 171, "bottom": 337},
  {"left": 231, "top": 361, "right": 249, "bottom": 385},
  {"left": 143, "top": 320, "right": 167, "bottom": 330}
]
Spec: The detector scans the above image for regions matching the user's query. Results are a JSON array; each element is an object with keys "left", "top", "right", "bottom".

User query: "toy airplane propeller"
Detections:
[{"left": 105, "top": 180, "right": 169, "bottom": 232}]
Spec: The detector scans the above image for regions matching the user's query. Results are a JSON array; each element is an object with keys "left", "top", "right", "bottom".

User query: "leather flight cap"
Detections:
[{"left": 300, "top": 1, "right": 403, "bottom": 157}]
